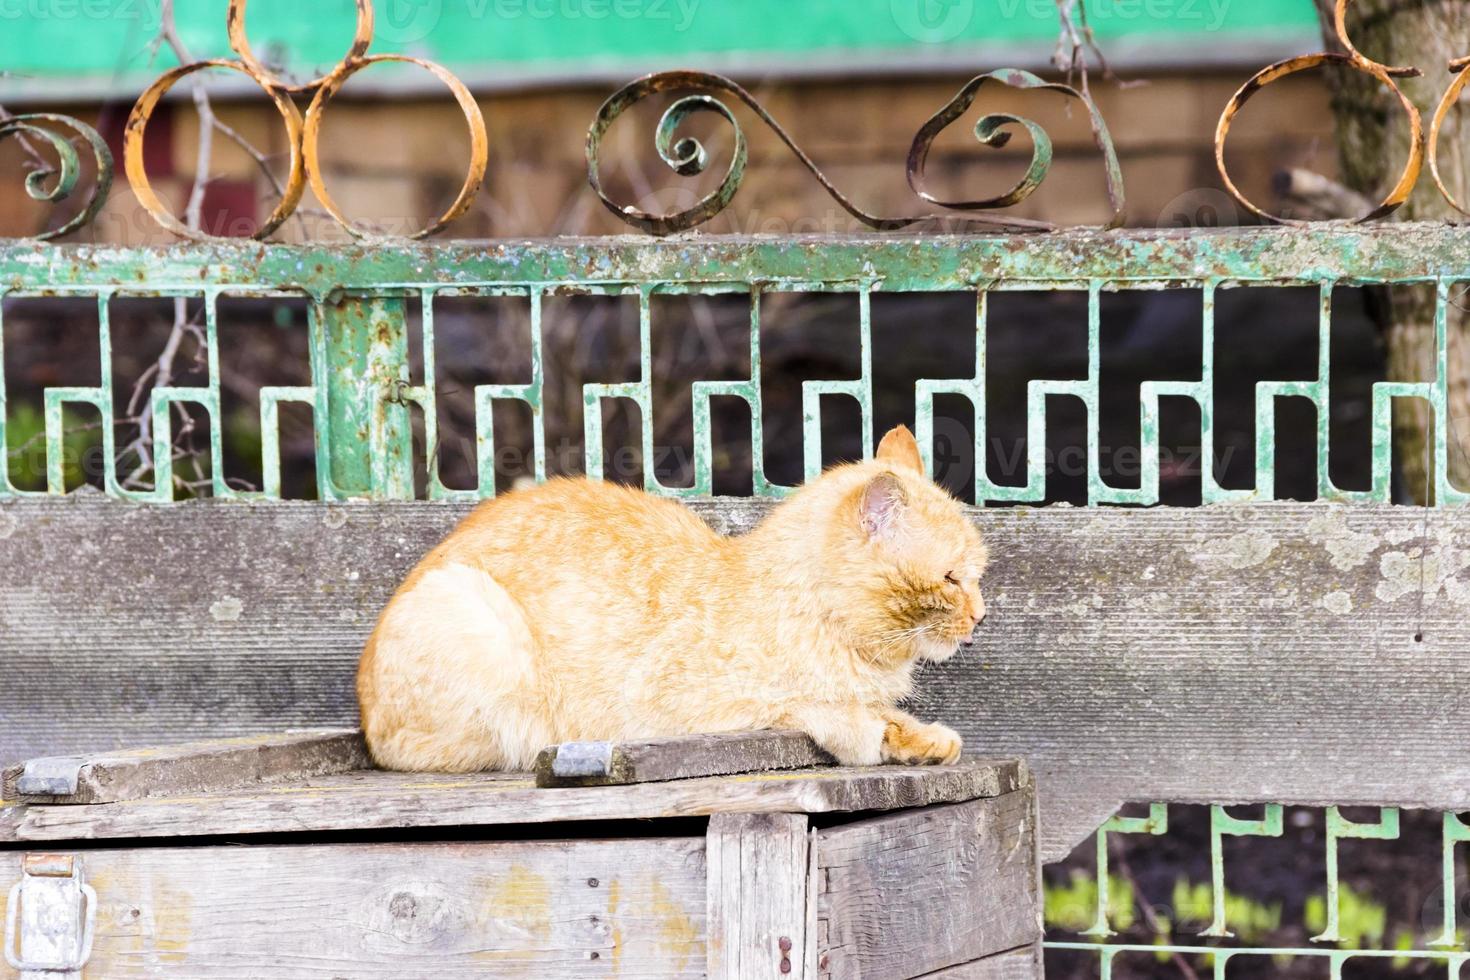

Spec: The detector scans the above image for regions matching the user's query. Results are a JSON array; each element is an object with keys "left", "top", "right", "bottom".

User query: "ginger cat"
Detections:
[{"left": 357, "top": 425, "right": 988, "bottom": 772}]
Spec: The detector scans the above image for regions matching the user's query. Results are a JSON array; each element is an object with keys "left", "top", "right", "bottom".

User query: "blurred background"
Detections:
[{"left": 1, "top": 2, "right": 1459, "bottom": 975}]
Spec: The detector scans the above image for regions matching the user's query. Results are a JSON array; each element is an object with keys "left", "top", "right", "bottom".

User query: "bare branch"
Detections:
[
  {"left": 120, "top": 0, "right": 217, "bottom": 493},
  {"left": 209, "top": 118, "right": 334, "bottom": 234},
  {"left": 0, "top": 102, "right": 51, "bottom": 172},
  {"left": 1052, "top": 0, "right": 1140, "bottom": 95},
  {"left": 1273, "top": 167, "right": 1374, "bottom": 221},
  {"left": 153, "top": 0, "right": 214, "bottom": 231}
]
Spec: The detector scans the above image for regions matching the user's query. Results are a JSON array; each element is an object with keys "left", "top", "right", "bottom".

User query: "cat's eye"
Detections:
[{"left": 945, "top": 572, "right": 961, "bottom": 586}]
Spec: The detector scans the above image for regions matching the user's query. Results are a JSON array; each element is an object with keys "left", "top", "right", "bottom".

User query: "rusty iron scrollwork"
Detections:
[
  {"left": 0, "top": 113, "right": 114, "bottom": 240},
  {"left": 586, "top": 69, "right": 1127, "bottom": 235},
  {"left": 1215, "top": 0, "right": 1470, "bottom": 225},
  {"left": 25, "top": 0, "right": 1470, "bottom": 238},
  {"left": 1429, "top": 54, "right": 1470, "bottom": 217},
  {"left": 1216, "top": 0, "right": 1424, "bottom": 225},
  {"left": 124, "top": 0, "right": 488, "bottom": 241}
]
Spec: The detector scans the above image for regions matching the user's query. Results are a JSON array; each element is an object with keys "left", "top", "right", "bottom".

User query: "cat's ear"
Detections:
[
  {"left": 876, "top": 425, "right": 924, "bottom": 475},
  {"left": 859, "top": 472, "right": 908, "bottom": 539}
]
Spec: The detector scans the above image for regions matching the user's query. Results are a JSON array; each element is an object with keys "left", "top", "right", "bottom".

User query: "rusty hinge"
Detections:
[{"left": 4, "top": 854, "right": 96, "bottom": 978}]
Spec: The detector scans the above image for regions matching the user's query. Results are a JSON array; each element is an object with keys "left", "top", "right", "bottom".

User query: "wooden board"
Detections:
[
  {"left": 916, "top": 947, "right": 1045, "bottom": 979},
  {"left": 1, "top": 730, "right": 367, "bottom": 805},
  {"left": 814, "top": 790, "right": 1040, "bottom": 979},
  {"left": 536, "top": 731, "right": 833, "bottom": 788},
  {"left": 0, "top": 760, "right": 1024, "bottom": 844},
  {"left": 706, "top": 813, "right": 811, "bottom": 979},
  {"left": 4, "top": 496, "right": 1470, "bottom": 860},
  {"left": 19, "top": 838, "right": 706, "bottom": 978}
]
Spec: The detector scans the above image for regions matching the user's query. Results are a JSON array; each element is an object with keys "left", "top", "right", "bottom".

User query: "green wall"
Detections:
[{"left": 0, "top": 0, "right": 1319, "bottom": 94}]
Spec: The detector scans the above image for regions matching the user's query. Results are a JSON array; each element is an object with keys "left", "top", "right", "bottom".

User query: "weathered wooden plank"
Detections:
[
  {"left": 4, "top": 497, "right": 1470, "bottom": 860},
  {"left": 912, "top": 946, "right": 1044, "bottom": 979},
  {"left": 815, "top": 789, "right": 1040, "bottom": 979},
  {"left": 706, "top": 813, "right": 811, "bottom": 979},
  {"left": 11, "top": 838, "right": 706, "bottom": 978},
  {"left": 0, "top": 730, "right": 367, "bottom": 805},
  {"left": 0, "top": 760, "right": 1023, "bottom": 844},
  {"left": 535, "top": 730, "right": 833, "bottom": 788}
]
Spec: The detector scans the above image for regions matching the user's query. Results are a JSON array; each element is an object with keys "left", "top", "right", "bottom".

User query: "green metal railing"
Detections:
[
  {"left": 3, "top": 227, "right": 1468, "bottom": 506},
  {"left": 1055, "top": 805, "right": 1470, "bottom": 977}
]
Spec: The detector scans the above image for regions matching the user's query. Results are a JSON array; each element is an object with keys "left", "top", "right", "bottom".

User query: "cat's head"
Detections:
[{"left": 813, "top": 425, "right": 989, "bottom": 665}]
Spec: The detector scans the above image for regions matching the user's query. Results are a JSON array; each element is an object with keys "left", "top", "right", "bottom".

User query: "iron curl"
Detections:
[
  {"left": 0, "top": 114, "right": 114, "bottom": 241},
  {"left": 588, "top": 69, "right": 1127, "bottom": 235}
]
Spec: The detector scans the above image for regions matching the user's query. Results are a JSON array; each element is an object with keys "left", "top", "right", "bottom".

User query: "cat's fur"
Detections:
[{"left": 357, "top": 425, "right": 988, "bottom": 772}]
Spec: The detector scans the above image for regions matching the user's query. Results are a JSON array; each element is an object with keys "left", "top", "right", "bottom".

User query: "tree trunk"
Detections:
[{"left": 1314, "top": 0, "right": 1470, "bottom": 502}]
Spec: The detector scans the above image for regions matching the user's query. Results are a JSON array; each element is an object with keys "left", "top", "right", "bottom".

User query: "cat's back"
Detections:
[{"left": 433, "top": 477, "right": 722, "bottom": 572}]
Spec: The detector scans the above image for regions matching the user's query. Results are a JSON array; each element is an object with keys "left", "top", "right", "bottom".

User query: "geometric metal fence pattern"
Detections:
[
  {"left": 2, "top": 231, "right": 1468, "bottom": 507},
  {"left": 1051, "top": 807, "right": 1470, "bottom": 977}
]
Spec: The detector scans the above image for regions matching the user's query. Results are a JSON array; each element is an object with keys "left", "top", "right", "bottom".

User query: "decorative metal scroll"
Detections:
[
  {"left": 0, "top": 114, "right": 113, "bottom": 241},
  {"left": 123, "top": 0, "right": 488, "bottom": 241},
  {"left": 1430, "top": 54, "right": 1470, "bottom": 216},
  {"left": 1217, "top": 0, "right": 1470, "bottom": 224},
  {"left": 587, "top": 68, "right": 1127, "bottom": 235},
  {"left": 18, "top": 0, "right": 1470, "bottom": 238}
]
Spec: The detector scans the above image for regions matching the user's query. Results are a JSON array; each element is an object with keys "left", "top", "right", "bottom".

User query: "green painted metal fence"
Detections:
[
  {"left": 3, "top": 227, "right": 1469, "bottom": 976},
  {"left": 3, "top": 228, "right": 1469, "bottom": 507},
  {"left": 1053, "top": 805, "right": 1470, "bottom": 977}
]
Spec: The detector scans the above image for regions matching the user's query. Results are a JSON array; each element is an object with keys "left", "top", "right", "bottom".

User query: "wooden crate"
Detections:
[{"left": 0, "top": 731, "right": 1041, "bottom": 979}]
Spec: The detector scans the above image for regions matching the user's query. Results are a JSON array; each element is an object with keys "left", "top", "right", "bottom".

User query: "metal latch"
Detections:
[
  {"left": 4, "top": 854, "right": 96, "bottom": 978},
  {"left": 549, "top": 741, "right": 615, "bottom": 779},
  {"left": 14, "top": 759, "right": 84, "bottom": 798}
]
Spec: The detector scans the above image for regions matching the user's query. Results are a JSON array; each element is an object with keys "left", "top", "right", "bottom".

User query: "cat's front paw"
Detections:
[{"left": 881, "top": 720, "right": 963, "bottom": 766}]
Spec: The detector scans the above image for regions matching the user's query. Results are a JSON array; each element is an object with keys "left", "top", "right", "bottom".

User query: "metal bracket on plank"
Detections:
[
  {"left": 13, "top": 759, "right": 84, "bottom": 798},
  {"left": 4, "top": 854, "right": 97, "bottom": 978},
  {"left": 549, "top": 741, "right": 615, "bottom": 779}
]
